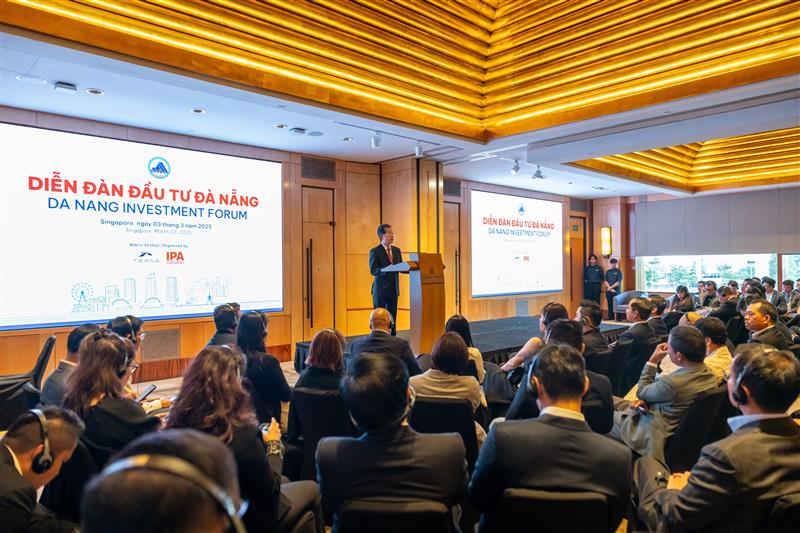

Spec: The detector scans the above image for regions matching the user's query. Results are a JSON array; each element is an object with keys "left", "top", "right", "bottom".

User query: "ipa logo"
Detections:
[{"left": 166, "top": 251, "right": 185, "bottom": 264}]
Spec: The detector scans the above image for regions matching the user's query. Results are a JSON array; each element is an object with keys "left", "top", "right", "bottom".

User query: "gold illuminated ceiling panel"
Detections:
[
  {"left": 570, "top": 127, "right": 800, "bottom": 192},
  {"left": 1, "top": 0, "right": 798, "bottom": 140}
]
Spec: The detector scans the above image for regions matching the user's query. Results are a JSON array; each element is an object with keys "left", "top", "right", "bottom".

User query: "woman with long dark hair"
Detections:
[
  {"left": 501, "top": 302, "right": 569, "bottom": 373},
  {"left": 445, "top": 314, "right": 484, "bottom": 383},
  {"left": 237, "top": 311, "right": 291, "bottom": 423}
]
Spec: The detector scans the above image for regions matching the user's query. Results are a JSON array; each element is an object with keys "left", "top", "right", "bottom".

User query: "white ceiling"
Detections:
[{"left": 1, "top": 31, "right": 798, "bottom": 199}]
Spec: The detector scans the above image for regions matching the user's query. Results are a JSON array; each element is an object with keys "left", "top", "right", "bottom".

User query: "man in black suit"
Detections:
[
  {"left": 617, "top": 297, "right": 658, "bottom": 390},
  {"left": 40, "top": 324, "right": 100, "bottom": 406},
  {"left": 646, "top": 295, "right": 668, "bottom": 337},
  {"left": 470, "top": 344, "right": 631, "bottom": 531},
  {"left": 745, "top": 300, "right": 790, "bottom": 350},
  {"left": 348, "top": 308, "right": 421, "bottom": 376},
  {"left": 708, "top": 286, "right": 739, "bottom": 325},
  {"left": 603, "top": 258, "right": 623, "bottom": 320},
  {"left": 369, "top": 223, "right": 402, "bottom": 335},
  {"left": 576, "top": 300, "right": 609, "bottom": 358},
  {"left": 206, "top": 302, "right": 239, "bottom": 347},
  {"left": 316, "top": 352, "right": 468, "bottom": 530},
  {"left": 634, "top": 344, "right": 800, "bottom": 532},
  {"left": 0, "top": 407, "right": 85, "bottom": 532},
  {"left": 506, "top": 319, "right": 614, "bottom": 434}
]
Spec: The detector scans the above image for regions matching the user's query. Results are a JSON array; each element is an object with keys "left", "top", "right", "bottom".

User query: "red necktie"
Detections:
[{"left": 386, "top": 246, "right": 393, "bottom": 264}]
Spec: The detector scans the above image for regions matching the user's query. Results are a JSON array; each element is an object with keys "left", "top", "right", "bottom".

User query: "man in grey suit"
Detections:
[
  {"left": 41, "top": 324, "right": 100, "bottom": 406},
  {"left": 635, "top": 343, "right": 800, "bottom": 532},
  {"left": 610, "top": 326, "right": 718, "bottom": 460}
]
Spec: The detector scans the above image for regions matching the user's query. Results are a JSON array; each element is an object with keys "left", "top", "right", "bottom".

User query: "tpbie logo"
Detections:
[
  {"left": 517, "top": 203, "right": 525, "bottom": 216},
  {"left": 148, "top": 157, "right": 170, "bottom": 179},
  {"left": 166, "top": 251, "right": 185, "bottom": 264}
]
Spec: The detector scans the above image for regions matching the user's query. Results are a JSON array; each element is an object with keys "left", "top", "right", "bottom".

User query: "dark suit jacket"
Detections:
[
  {"left": 638, "top": 417, "right": 800, "bottom": 532},
  {"left": 0, "top": 446, "right": 76, "bottom": 533},
  {"left": 708, "top": 300, "right": 738, "bottom": 324},
  {"left": 647, "top": 317, "right": 668, "bottom": 337},
  {"left": 81, "top": 396, "right": 160, "bottom": 468},
  {"left": 316, "top": 425, "right": 468, "bottom": 530},
  {"left": 40, "top": 360, "right": 76, "bottom": 406},
  {"left": 369, "top": 244, "right": 402, "bottom": 297},
  {"left": 206, "top": 331, "right": 237, "bottom": 347},
  {"left": 619, "top": 322, "right": 657, "bottom": 354},
  {"left": 245, "top": 351, "right": 292, "bottom": 423},
  {"left": 750, "top": 326, "right": 790, "bottom": 350},
  {"left": 505, "top": 369, "right": 614, "bottom": 434},
  {"left": 584, "top": 329, "right": 609, "bottom": 358},
  {"left": 469, "top": 414, "right": 631, "bottom": 531},
  {"left": 348, "top": 330, "right": 421, "bottom": 377}
]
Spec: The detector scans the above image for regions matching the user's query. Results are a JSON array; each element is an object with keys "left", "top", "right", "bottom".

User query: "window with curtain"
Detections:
[{"left": 637, "top": 254, "right": 778, "bottom": 292}]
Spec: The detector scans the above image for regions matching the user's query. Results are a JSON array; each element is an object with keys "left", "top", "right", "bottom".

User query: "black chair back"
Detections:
[
  {"left": 31, "top": 335, "right": 56, "bottom": 389},
  {"left": 40, "top": 439, "right": 98, "bottom": 523},
  {"left": 664, "top": 383, "right": 729, "bottom": 472},
  {"left": 765, "top": 492, "right": 800, "bottom": 532},
  {"left": 0, "top": 380, "right": 42, "bottom": 430},
  {"left": 489, "top": 488, "right": 609, "bottom": 533},
  {"left": 606, "top": 339, "right": 633, "bottom": 396},
  {"left": 585, "top": 348, "right": 612, "bottom": 375},
  {"left": 291, "top": 387, "right": 356, "bottom": 480},
  {"left": 622, "top": 336, "right": 665, "bottom": 393},
  {"left": 337, "top": 499, "right": 453, "bottom": 533},
  {"left": 463, "top": 359, "right": 480, "bottom": 381},
  {"left": 409, "top": 397, "right": 478, "bottom": 471},
  {"left": 416, "top": 353, "right": 433, "bottom": 372}
]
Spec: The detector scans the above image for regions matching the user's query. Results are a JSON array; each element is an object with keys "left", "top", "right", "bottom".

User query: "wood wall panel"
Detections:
[{"left": 591, "top": 196, "right": 630, "bottom": 317}]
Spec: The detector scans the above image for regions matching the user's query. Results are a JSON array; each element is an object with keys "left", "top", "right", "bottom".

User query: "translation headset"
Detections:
[
  {"left": 101, "top": 454, "right": 247, "bottom": 533},
  {"left": 732, "top": 347, "right": 778, "bottom": 405},
  {"left": 125, "top": 316, "right": 137, "bottom": 343},
  {"left": 29, "top": 409, "right": 54, "bottom": 474},
  {"left": 526, "top": 355, "right": 541, "bottom": 400},
  {"left": 219, "top": 344, "right": 243, "bottom": 380}
]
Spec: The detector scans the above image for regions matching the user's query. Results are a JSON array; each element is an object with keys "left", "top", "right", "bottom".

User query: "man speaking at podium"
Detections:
[{"left": 369, "top": 223, "right": 402, "bottom": 336}]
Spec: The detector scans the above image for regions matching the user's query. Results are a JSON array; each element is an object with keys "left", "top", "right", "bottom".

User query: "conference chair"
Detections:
[
  {"left": 585, "top": 348, "right": 612, "bottom": 375},
  {"left": 622, "top": 336, "right": 666, "bottom": 393},
  {"left": 765, "top": 492, "right": 800, "bottom": 533},
  {"left": 663, "top": 383, "right": 730, "bottom": 472},
  {"left": 605, "top": 338, "right": 633, "bottom": 396},
  {"left": 408, "top": 397, "right": 479, "bottom": 471},
  {"left": 415, "top": 353, "right": 433, "bottom": 372},
  {"left": 40, "top": 439, "right": 98, "bottom": 523},
  {"left": 290, "top": 387, "right": 356, "bottom": 480},
  {"left": 0, "top": 335, "right": 54, "bottom": 429},
  {"left": 484, "top": 488, "right": 610, "bottom": 533},
  {"left": 725, "top": 316, "right": 748, "bottom": 346},
  {"left": 463, "top": 359, "right": 480, "bottom": 381},
  {"left": 612, "top": 290, "right": 645, "bottom": 321},
  {"left": 336, "top": 499, "right": 453, "bottom": 533}
]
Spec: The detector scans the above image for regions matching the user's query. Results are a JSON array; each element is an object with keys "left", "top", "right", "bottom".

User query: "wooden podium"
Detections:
[{"left": 381, "top": 252, "right": 445, "bottom": 354}]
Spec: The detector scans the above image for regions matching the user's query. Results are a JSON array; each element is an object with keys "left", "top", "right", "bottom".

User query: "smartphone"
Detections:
[{"left": 135, "top": 384, "right": 157, "bottom": 403}]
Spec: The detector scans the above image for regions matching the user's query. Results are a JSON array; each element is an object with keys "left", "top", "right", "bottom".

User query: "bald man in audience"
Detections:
[
  {"left": 678, "top": 311, "right": 702, "bottom": 327},
  {"left": 745, "top": 301, "right": 791, "bottom": 350},
  {"left": 347, "top": 308, "right": 421, "bottom": 376}
]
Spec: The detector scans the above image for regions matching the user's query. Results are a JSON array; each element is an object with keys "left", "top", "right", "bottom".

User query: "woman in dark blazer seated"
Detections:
[
  {"left": 62, "top": 330, "right": 160, "bottom": 467},
  {"left": 237, "top": 311, "right": 291, "bottom": 424},
  {"left": 668, "top": 285, "right": 696, "bottom": 313},
  {"left": 167, "top": 345, "right": 321, "bottom": 532}
]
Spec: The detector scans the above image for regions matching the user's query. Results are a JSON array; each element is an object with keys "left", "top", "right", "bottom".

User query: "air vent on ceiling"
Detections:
[
  {"left": 570, "top": 198, "right": 588, "bottom": 212},
  {"left": 301, "top": 156, "right": 336, "bottom": 181},
  {"left": 443, "top": 179, "right": 461, "bottom": 197}
]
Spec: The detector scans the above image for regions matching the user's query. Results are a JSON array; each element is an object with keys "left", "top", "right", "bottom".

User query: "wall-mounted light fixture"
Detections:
[{"left": 600, "top": 226, "right": 613, "bottom": 257}]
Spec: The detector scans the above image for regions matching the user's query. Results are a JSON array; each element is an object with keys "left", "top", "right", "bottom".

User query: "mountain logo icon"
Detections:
[
  {"left": 517, "top": 203, "right": 525, "bottom": 216},
  {"left": 148, "top": 157, "right": 171, "bottom": 179}
]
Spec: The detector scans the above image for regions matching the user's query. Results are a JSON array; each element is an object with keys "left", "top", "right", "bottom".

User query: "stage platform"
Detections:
[{"left": 294, "top": 316, "right": 629, "bottom": 372}]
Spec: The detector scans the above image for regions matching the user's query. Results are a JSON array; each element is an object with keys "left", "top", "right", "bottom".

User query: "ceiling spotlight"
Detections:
[
  {"left": 85, "top": 88, "right": 104, "bottom": 95},
  {"left": 341, "top": 136, "right": 354, "bottom": 142},
  {"left": 414, "top": 141, "right": 424, "bottom": 158},
  {"left": 532, "top": 165, "right": 545, "bottom": 179},
  {"left": 370, "top": 131, "right": 382, "bottom": 149},
  {"left": 274, "top": 124, "right": 288, "bottom": 129},
  {"left": 15, "top": 74, "right": 46, "bottom": 84},
  {"left": 510, "top": 160, "right": 520, "bottom": 175},
  {"left": 307, "top": 131, "right": 324, "bottom": 137},
  {"left": 190, "top": 108, "right": 206, "bottom": 114}
]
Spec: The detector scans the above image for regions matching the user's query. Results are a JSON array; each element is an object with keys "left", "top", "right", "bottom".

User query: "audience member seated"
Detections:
[
  {"left": 237, "top": 311, "right": 291, "bottom": 424},
  {"left": 348, "top": 308, "right": 420, "bottom": 377},
  {"left": 469, "top": 344, "right": 631, "bottom": 532},
  {"left": 206, "top": 303, "right": 239, "bottom": 347},
  {"left": 62, "top": 330, "right": 159, "bottom": 467},
  {"left": 762, "top": 277, "right": 787, "bottom": 315},
  {"left": 81, "top": 429, "right": 248, "bottom": 533},
  {"left": 575, "top": 300, "right": 609, "bottom": 358},
  {"left": 668, "top": 285, "right": 696, "bottom": 313},
  {"left": 0, "top": 407, "right": 85, "bottom": 533},
  {"left": 40, "top": 324, "right": 101, "bottom": 406},
  {"left": 167, "top": 346, "right": 322, "bottom": 532},
  {"left": 616, "top": 297, "right": 656, "bottom": 354},
  {"left": 745, "top": 301, "right": 791, "bottom": 350},
  {"left": 501, "top": 302, "right": 569, "bottom": 373},
  {"left": 610, "top": 326, "right": 718, "bottom": 461},
  {"left": 782, "top": 279, "right": 800, "bottom": 313},
  {"left": 678, "top": 311, "right": 701, "bottom": 327},
  {"left": 727, "top": 279, "right": 740, "bottom": 299},
  {"left": 316, "top": 352, "right": 468, "bottom": 530},
  {"left": 646, "top": 295, "right": 668, "bottom": 336},
  {"left": 703, "top": 280, "right": 718, "bottom": 307},
  {"left": 506, "top": 320, "right": 614, "bottom": 434},
  {"left": 409, "top": 332, "right": 487, "bottom": 445},
  {"left": 107, "top": 315, "right": 145, "bottom": 352},
  {"left": 693, "top": 281, "right": 705, "bottom": 307},
  {"left": 634, "top": 344, "right": 800, "bottom": 532},
  {"left": 708, "top": 286, "right": 739, "bottom": 324},
  {"left": 445, "top": 314, "right": 485, "bottom": 383}
]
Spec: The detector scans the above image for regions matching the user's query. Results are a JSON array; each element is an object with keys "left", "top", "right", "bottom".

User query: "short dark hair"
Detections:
[
  {"left": 705, "top": 280, "right": 717, "bottom": 291},
  {"left": 648, "top": 295, "right": 667, "bottom": 315},
  {"left": 732, "top": 345, "right": 800, "bottom": 412},
  {"left": 728, "top": 280, "right": 739, "bottom": 289},
  {"left": 377, "top": 223, "right": 392, "bottom": 237},
  {"left": 341, "top": 352, "right": 408, "bottom": 431},
  {"left": 532, "top": 344, "right": 586, "bottom": 401},
  {"left": 629, "top": 297, "right": 652, "bottom": 320},
  {"left": 445, "top": 315, "right": 474, "bottom": 347},
  {"left": 545, "top": 319, "right": 583, "bottom": 352},
  {"left": 783, "top": 279, "right": 795, "bottom": 289},
  {"left": 107, "top": 315, "right": 143, "bottom": 343},
  {"left": 588, "top": 254, "right": 598, "bottom": 261},
  {"left": 668, "top": 326, "right": 706, "bottom": 363},
  {"left": 212, "top": 304, "right": 238, "bottom": 332},
  {"left": 2, "top": 407, "right": 84, "bottom": 456},
  {"left": 695, "top": 317, "right": 727, "bottom": 345},
  {"left": 82, "top": 429, "right": 241, "bottom": 533},
  {"left": 67, "top": 323, "right": 101, "bottom": 354},
  {"left": 746, "top": 283, "right": 765, "bottom": 299},
  {"left": 697, "top": 280, "right": 705, "bottom": 286},
  {"left": 717, "top": 286, "right": 733, "bottom": 298},
  {"left": 431, "top": 332, "right": 469, "bottom": 375},
  {"left": 541, "top": 302, "right": 569, "bottom": 328},
  {"left": 749, "top": 300, "right": 778, "bottom": 323},
  {"left": 578, "top": 300, "right": 603, "bottom": 327},
  {"left": 236, "top": 311, "right": 268, "bottom": 354}
]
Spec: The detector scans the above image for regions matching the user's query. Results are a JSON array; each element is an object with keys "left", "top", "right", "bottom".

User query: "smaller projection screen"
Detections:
[{"left": 470, "top": 190, "right": 564, "bottom": 297}]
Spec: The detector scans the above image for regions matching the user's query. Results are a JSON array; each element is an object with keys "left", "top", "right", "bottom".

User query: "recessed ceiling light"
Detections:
[
  {"left": 85, "top": 88, "right": 104, "bottom": 95},
  {"left": 274, "top": 124, "right": 288, "bottom": 129},
  {"left": 341, "top": 136, "right": 354, "bottom": 142},
  {"left": 592, "top": 186, "right": 610, "bottom": 190},
  {"left": 15, "top": 74, "right": 46, "bottom": 85},
  {"left": 276, "top": 104, "right": 287, "bottom": 109},
  {"left": 190, "top": 108, "right": 206, "bottom": 114},
  {"left": 307, "top": 131, "right": 324, "bottom": 137}
]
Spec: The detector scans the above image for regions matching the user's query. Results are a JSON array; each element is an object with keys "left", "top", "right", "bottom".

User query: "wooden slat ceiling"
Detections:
[
  {"left": 570, "top": 127, "right": 800, "bottom": 192},
  {"left": 1, "top": 0, "right": 798, "bottom": 142}
]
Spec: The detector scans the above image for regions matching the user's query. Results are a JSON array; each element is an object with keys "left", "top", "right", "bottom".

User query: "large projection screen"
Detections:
[
  {"left": 470, "top": 190, "right": 563, "bottom": 297},
  {"left": 0, "top": 124, "right": 283, "bottom": 330}
]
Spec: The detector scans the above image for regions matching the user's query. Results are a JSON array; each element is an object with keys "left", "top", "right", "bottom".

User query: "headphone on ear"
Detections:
[
  {"left": 29, "top": 409, "right": 53, "bottom": 474},
  {"left": 101, "top": 454, "right": 247, "bottom": 533},
  {"left": 526, "top": 355, "right": 541, "bottom": 400},
  {"left": 125, "top": 316, "right": 136, "bottom": 342},
  {"left": 732, "top": 359, "right": 754, "bottom": 405}
]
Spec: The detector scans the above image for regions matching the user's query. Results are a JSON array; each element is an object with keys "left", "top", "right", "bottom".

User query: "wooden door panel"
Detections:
[
  {"left": 569, "top": 217, "right": 586, "bottom": 315},
  {"left": 302, "top": 187, "right": 335, "bottom": 339}
]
